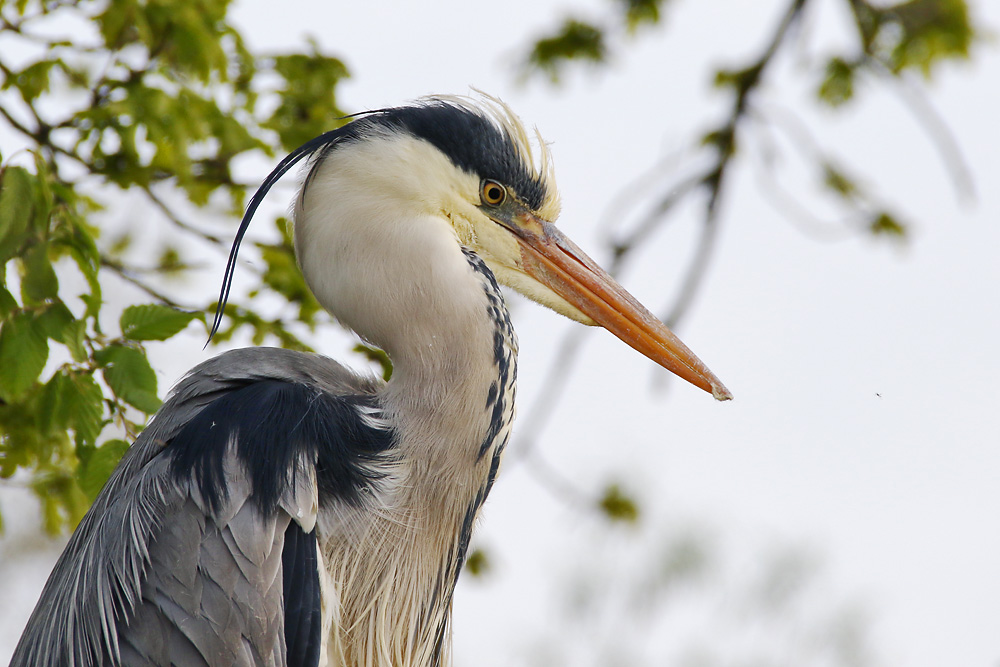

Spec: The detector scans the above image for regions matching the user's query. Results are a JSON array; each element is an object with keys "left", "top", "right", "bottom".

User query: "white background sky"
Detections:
[{"left": 2, "top": 0, "right": 998, "bottom": 665}]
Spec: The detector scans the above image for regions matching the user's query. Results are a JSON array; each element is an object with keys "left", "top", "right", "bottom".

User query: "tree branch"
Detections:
[
  {"left": 512, "top": 0, "right": 812, "bottom": 489},
  {"left": 100, "top": 257, "right": 192, "bottom": 310},
  {"left": 866, "top": 55, "right": 975, "bottom": 203}
]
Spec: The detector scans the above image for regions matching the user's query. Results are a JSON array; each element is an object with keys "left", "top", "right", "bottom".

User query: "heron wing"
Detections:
[{"left": 10, "top": 348, "right": 390, "bottom": 667}]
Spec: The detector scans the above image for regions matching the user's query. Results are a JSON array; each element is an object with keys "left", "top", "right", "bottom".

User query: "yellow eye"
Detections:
[{"left": 481, "top": 180, "right": 506, "bottom": 206}]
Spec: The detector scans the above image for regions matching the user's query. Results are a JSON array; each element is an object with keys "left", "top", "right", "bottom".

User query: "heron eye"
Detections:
[{"left": 481, "top": 180, "right": 506, "bottom": 206}]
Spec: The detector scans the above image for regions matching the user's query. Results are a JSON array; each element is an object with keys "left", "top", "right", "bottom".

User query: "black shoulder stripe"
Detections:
[
  {"left": 166, "top": 380, "right": 394, "bottom": 517},
  {"left": 282, "top": 523, "right": 322, "bottom": 667}
]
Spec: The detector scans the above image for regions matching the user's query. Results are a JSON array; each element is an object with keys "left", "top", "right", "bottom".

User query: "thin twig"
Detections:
[
  {"left": 100, "top": 257, "right": 192, "bottom": 310},
  {"left": 513, "top": 0, "right": 811, "bottom": 486},
  {"left": 521, "top": 445, "right": 595, "bottom": 508},
  {"left": 608, "top": 172, "right": 709, "bottom": 272},
  {"left": 509, "top": 327, "right": 587, "bottom": 462},
  {"left": 866, "top": 56, "right": 976, "bottom": 203},
  {"left": 662, "top": 203, "right": 719, "bottom": 329},
  {"left": 140, "top": 186, "right": 228, "bottom": 247},
  {"left": 748, "top": 111, "right": 868, "bottom": 241}
]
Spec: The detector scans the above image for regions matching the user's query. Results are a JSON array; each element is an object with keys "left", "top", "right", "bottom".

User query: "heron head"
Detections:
[
  {"left": 369, "top": 95, "right": 599, "bottom": 324},
  {"left": 373, "top": 95, "right": 730, "bottom": 400}
]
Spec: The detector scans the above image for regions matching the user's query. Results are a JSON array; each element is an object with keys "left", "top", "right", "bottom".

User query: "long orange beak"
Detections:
[{"left": 508, "top": 211, "right": 732, "bottom": 401}]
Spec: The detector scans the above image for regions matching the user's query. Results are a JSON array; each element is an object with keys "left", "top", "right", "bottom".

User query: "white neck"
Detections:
[{"left": 293, "top": 137, "right": 517, "bottom": 667}]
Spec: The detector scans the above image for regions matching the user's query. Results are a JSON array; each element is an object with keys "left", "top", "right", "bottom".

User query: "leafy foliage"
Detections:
[
  {"left": 353, "top": 343, "right": 394, "bottom": 382},
  {"left": 598, "top": 483, "right": 640, "bottom": 523},
  {"left": 525, "top": 20, "right": 607, "bottom": 83},
  {"left": 868, "top": 212, "right": 907, "bottom": 239},
  {"left": 538, "top": 527, "right": 873, "bottom": 666},
  {"left": 518, "top": 0, "right": 975, "bottom": 305},
  {"left": 263, "top": 45, "right": 351, "bottom": 150},
  {"left": 120, "top": 304, "right": 202, "bottom": 342},
  {"left": 463, "top": 548, "right": 491, "bottom": 577},
  {"left": 523, "top": 0, "right": 974, "bottom": 89},
  {"left": 817, "top": 0, "right": 975, "bottom": 110},
  {"left": 252, "top": 218, "right": 323, "bottom": 328},
  {"left": 851, "top": 0, "right": 974, "bottom": 76},
  {"left": 521, "top": 0, "right": 670, "bottom": 81},
  {"left": 0, "top": 0, "right": 349, "bottom": 532},
  {"left": 619, "top": 0, "right": 668, "bottom": 33},
  {"left": 817, "top": 57, "right": 856, "bottom": 107}
]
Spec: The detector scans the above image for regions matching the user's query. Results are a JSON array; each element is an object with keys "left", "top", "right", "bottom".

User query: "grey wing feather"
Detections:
[{"left": 10, "top": 347, "right": 380, "bottom": 667}]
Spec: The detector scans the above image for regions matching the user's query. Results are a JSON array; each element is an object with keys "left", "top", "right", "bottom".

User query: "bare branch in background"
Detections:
[
  {"left": 866, "top": 56, "right": 976, "bottom": 203},
  {"left": 513, "top": 0, "right": 811, "bottom": 497},
  {"left": 514, "top": 0, "right": 975, "bottom": 510}
]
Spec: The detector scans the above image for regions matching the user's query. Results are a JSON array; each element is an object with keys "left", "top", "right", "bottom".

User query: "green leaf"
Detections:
[
  {"left": 598, "top": 483, "right": 640, "bottom": 523},
  {"left": 77, "top": 439, "right": 128, "bottom": 500},
  {"left": 37, "top": 370, "right": 104, "bottom": 447},
  {"left": 31, "top": 470, "right": 88, "bottom": 534},
  {"left": 31, "top": 152, "right": 54, "bottom": 226},
  {"left": 6, "top": 60, "right": 59, "bottom": 103},
  {"left": 822, "top": 162, "right": 857, "bottom": 198},
  {"left": 36, "top": 301, "right": 75, "bottom": 342},
  {"left": 255, "top": 218, "right": 322, "bottom": 326},
  {"left": 94, "top": 344, "right": 161, "bottom": 413},
  {"left": 120, "top": 304, "right": 200, "bottom": 341},
  {"left": 0, "top": 284, "right": 17, "bottom": 318},
  {"left": 95, "top": 0, "right": 141, "bottom": 47},
  {"left": 525, "top": 20, "right": 607, "bottom": 82},
  {"left": 141, "top": 0, "right": 230, "bottom": 81},
  {"left": 619, "top": 0, "right": 666, "bottom": 32},
  {"left": 38, "top": 372, "right": 70, "bottom": 435},
  {"left": 869, "top": 212, "right": 908, "bottom": 240},
  {"left": 817, "top": 57, "right": 856, "bottom": 107},
  {"left": 464, "top": 548, "right": 490, "bottom": 577},
  {"left": 0, "top": 165, "right": 35, "bottom": 262},
  {"left": 64, "top": 373, "right": 104, "bottom": 448},
  {"left": 61, "top": 229, "right": 103, "bottom": 320},
  {"left": 63, "top": 320, "right": 88, "bottom": 362},
  {"left": 107, "top": 231, "right": 133, "bottom": 257},
  {"left": 19, "top": 243, "right": 59, "bottom": 304},
  {"left": 713, "top": 63, "right": 763, "bottom": 94},
  {"left": 882, "top": 0, "right": 974, "bottom": 76},
  {"left": 353, "top": 344, "right": 393, "bottom": 381},
  {"left": 263, "top": 45, "right": 350, "bottom": 150},
  {"left": 0, "top": 311, "right": 49, "bottom": 402},
  {"left": 156, "top": 245, "right": 184, "bottom": 274},
  {"left": 701, "top": 126, "right": 736, "bottom": 159}
]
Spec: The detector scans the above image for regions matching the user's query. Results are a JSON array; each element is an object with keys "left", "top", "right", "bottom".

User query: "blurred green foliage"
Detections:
[
  {"left": 522, "top": 0, "right": 976, "bottom": 248},
  {"left": 817, "top": 0, "right": 976, "bottom": 110},
  {"left": 619, "top": 0, "right": 667, "bottom": 33},
  {"left": 0, "top": 0, "right": 348, "bottom": 532},
  {"left": 464, "top": 548, "right": 491, "bottom": 577},
  {"left": 526, "top": 20, "right": 607, "bottom": 83},
  {"left": 526, "top": 0, "right": 974, "bottom": 86},
  {"left": 598, "top": 483, "right": 640, "bottom": 523}
]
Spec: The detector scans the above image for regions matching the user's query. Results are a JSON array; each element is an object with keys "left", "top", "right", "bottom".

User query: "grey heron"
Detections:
[{"left": 10, "top": 95, "right": 731, "bottom": 667}]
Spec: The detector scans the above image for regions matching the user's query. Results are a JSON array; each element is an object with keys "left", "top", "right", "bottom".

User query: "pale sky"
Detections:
[{"left": 2, "top": 0, "right": 998, "bottom": 665}]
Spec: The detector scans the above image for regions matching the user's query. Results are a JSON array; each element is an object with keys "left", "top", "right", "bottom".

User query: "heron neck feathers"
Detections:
[{"left": 295, "top": 140, "right": 518, "bottom": 667}]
